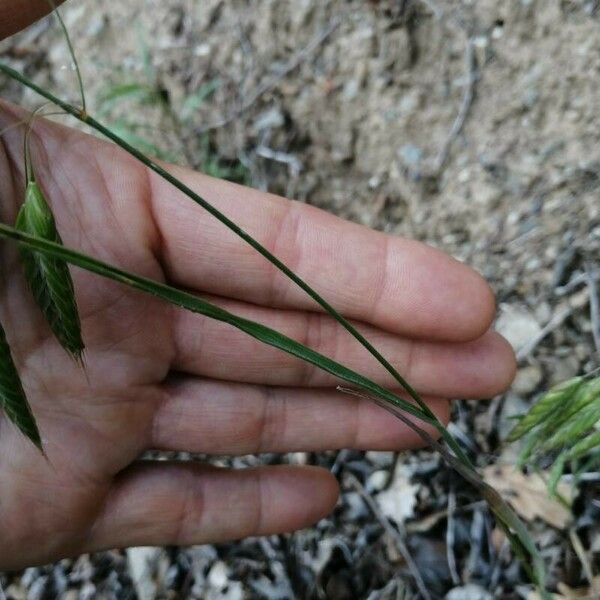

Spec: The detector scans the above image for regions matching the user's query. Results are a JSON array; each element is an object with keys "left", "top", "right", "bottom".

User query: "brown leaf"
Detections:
[{"left": 482, "top": 465, "right": 574, "bottom": 529}]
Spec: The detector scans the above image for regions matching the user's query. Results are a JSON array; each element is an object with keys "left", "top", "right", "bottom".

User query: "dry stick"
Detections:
[
  {"left": 346, "top": 472, "right": 432, "bottom": 600},
  {"left": 417, "top": 0, "right": 478, "bottom": 175},
  {"left": 585, "top": 261, "right": 600, "bottom": 354},
  {"left": 516, "top": 306, "right": 574, "bottom": 363},
  {"left": 555, "top": 269, "right": 600, "bottom": 297},
  {"left": 569, "top": 527, "right": 599, "bottom": 595},
  {"left": 446, "top": 487, "right": 461, "bottom": 585},
  {"left": 197, "top": 18, "right": 340, "bottom": 134},
  {"left": 434, "top": 37, "right": 477, "bottom": 174}
]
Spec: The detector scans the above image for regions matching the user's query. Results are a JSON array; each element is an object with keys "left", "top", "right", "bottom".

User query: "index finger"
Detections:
[{"left": 151, "top": 168, "right": 496, "bottom": 342}]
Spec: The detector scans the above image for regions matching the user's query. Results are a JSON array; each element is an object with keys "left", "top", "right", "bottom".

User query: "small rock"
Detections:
[
  {"left": 512, "top": 364, "right": 543, "bottom": 395},
  {"left": 366, "top": 469, "right": 389, "bottom": 492},
  {"left": 207, "top": 561, "right": 230, "bottom": 589},
  {"left": 397, "top": 144, "right": 422, "bottom": 168},
  {"left": 549, "top": 355, "right": 580, "bottom": 385},
  {"left": 445, "top": 584, "right": 492, "bottom": 600},
  {"left": 496, "top": 303, "right": 541, "bottom": 352}
]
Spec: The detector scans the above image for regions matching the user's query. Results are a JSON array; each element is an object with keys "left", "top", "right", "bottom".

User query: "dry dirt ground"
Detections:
[{"left": 1, "top": 0, "right": 600, "bottom": 598}]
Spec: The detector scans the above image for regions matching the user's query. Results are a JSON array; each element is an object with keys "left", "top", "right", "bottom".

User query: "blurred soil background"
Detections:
[{"left": 1, "top": 0, "right": 600, "bottom": 598}]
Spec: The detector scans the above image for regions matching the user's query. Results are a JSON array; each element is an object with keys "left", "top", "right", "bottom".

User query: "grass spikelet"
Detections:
[
  {"left": 508, "top": 375, "right": 600, "bottom": 497},
  {"left": 0, "top": 321, "right": 42, "bottom": 450},
  {"left": 15, "top": 180, "right": 84, "bottom": 362},
  {"left": 507, "top": 377, "right": 585, "bottom": 442},
  {"left": 563, "top": 428, "right": 600, "bottom": 463},
  {"left": 541, "top": 383, "right": 600, "bottom": 451}
]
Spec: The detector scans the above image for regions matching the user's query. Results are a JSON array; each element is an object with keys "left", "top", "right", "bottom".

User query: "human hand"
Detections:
[{"left": 0, "top": 1, "right": 515, "bottom": 571}]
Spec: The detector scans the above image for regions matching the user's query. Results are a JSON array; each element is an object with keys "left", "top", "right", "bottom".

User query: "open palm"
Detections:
[{"left": 0, "top": 101, "right": 515, "bottom": 570}]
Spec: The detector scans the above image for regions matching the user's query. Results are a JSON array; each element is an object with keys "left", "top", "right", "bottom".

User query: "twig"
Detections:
[
  {"left": 330, "top": 448, "right": 352, "bottom": 476},
  {"left": 197, "top": 18, "right": 340, "bottom": 133},
  {"left": 255, "top": 145, "right": 303, "bottom": 177},
  {"left": 585, "top": 262, "right": 600, "bottom": 353},
  {"left": 569, "top": 527, "right": 599, "bottom": 595},
  {"left": 555, "top": 269, "right": 600, "bottom": 297},
  {"left": 416, "top": 0, "right": 478, "bottom": 175},
  {"left": 434, "top": 37, "right": 477, "bottom": 173},
  {"left": 347, "top": 472, "right": 432, "bottom": 600},
  {"left": 490, "top": 538, "right": 511, "bottom": 590},
  {"left": 465, "top": 507, "right": 486, "bottom": 579},
  {"left": 446, "top": 487, "right": 461, "bottom": 585},
  {"left": 516, "top": 306, "right": 574, "bottom": 362}
]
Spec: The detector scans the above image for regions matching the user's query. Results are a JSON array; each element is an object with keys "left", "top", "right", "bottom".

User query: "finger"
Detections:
[
  {"left": 172, "top": 295, "right": 516, "bottom": 399},
  {"left": 0, "top": 0, "right": 65, "bottom": 40},
  {"left": 152, "top": 378, "right": 450, "bottom": 454},
  {"left": 90, "top": 463, "right": 338, "bottom": 550},
  {"left": 150, "top": 166, "right": 495, "bottom": 342}
]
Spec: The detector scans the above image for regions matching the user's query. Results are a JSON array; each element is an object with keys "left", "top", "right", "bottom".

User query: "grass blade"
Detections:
[
  {"left": 15, "top": 181, "right": 84, "bottom": 362},
  {"left": 0, "top": 320, "right": 42, "bottom": 450}
]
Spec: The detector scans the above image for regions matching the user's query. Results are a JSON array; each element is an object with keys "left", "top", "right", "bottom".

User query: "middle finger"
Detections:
[{"left": 171, "top": 295, "right": 515, "bottom": 399}]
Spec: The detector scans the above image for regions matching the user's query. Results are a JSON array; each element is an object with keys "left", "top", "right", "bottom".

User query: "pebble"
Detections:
[
  {"left": 366, "top": 470, "right": 389, "bottom": 492},
  {"left": 445, "top": 584, "right": 492, "bottom": 600},
  {"left": 365, "top": 450, "right": 395, "bottom": 467},
  {"left": 512, "top": 364, "right": 543, "bottom": 395},
  {"left": 496, "top": 304, "right": 541, "bottom": 352}
]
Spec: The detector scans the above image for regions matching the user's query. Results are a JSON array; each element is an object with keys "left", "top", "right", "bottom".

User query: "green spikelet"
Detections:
[
  {"left": 507, "top": 377, "right": 585, "bottom": 442},
  {"left": 508, "top": 374, "right": 600, "bottom": 496},
  {"left": 563, "top": 428, "right": 600, "bottom": 463},
  {"left": 16, "top": 180, "right": 84, "bottom": 362},
  {"left": 0, "top": 320, "right": 42, "bottom": 450},
  {"left": 541, "top": 384, "right": 600, "bottom": 452},
  {"left": 516, "top": 432, "right": 540, "bottom": 467},
  {"left": 547, "top": 452, "right": 567, "bottom": 497},
  {"left": 540, "top": 377, "right": 600, "bottom": 440}
]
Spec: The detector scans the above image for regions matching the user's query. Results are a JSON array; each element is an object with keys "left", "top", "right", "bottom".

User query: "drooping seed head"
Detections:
[{"left": 15, "top": 181, "right": 85, "bottom": 362}]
